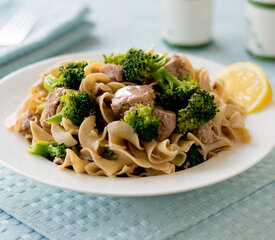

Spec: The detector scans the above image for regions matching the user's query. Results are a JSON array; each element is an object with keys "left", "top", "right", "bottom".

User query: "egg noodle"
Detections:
[{"left": 6, "top": 48, "right": 251, "bottom": 177}]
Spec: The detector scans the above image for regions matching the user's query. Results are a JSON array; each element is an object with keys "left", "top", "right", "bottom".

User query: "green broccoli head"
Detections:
[
  {"left": 177, "top": 90, "right": 219, "bottom": 135},
  {"left": 103, "top": 48, "right": 169, "bottom": 82},
  {"left": 44, "top": 60, "right": 88, "bottom": 92},
  {"left": 185, "top": 145, "right": 204, "bottom": 168},
  {"left": 46, "top": 90, "right": 95, "bottom": 126},
  {"left": 28, "top": 141, "right": 67, "bottom": 158},
  {"left": 102, "top": 149, "right": 117, "bottom": 160},
  {"left": 176, "top": 145, "right": 204, "bottom": 171},
  {"left": 103, "top": 52, "right": 126, "bottom": 65},
  {"left": 152, "top": 67, "right": 200, "bottom": 112},
  {"left": 123, "top": 104, "right": 161, "bottom": 141}
]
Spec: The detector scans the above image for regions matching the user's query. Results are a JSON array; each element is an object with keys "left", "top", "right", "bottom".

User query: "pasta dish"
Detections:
[{"left": 6, "top": 47, "right": 251, "bottom": 177}]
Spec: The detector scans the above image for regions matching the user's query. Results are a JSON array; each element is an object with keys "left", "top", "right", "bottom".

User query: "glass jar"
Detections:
[
  {"left": 246, "top": 0, "right": 275, "bottom": 59},
  {"left": 162, "top": 0, "right": 213, "bottom": 48}
]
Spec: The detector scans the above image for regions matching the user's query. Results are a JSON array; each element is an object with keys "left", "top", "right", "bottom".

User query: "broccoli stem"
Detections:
[
  {"left": 153, "top": 55, "right": 169, "bottom": 71},
  {"left": 28, "top": 141, "right": 66, "bottom": 158},
  {"left": 46, "top": 109, "right": 65, "bottom": 124},
  {"left": 44, "top": 74, "right": 61, "bottom": 92},
  {"left": 154, "top": 67, "right": 181, "bottom": 89},
  {"left": 37, "top": 102, "right": 47, "bottom": 110}
]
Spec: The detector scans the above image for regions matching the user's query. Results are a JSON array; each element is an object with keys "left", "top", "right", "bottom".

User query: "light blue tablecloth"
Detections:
[{"left": 0, "top": 0, "right": 274, "bottom": 239}]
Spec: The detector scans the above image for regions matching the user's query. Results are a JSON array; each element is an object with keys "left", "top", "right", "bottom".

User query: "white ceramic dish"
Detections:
[{"left": 0, "top": 51, "right": 274, "bottom": 197}]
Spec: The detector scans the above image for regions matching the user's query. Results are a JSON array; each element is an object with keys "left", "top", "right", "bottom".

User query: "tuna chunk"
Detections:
[
  {"left": 101, "top": 64, "right": 124, "bottom": 82},
  {"left": 111, "top": 85, "right": 155, "bottom": 115},
  {"left": 53, "top": 157, "right": 64, "bottom": 165},
  {"left": 194, "top": 120, "right": 220, "bottom": 144},
  {"left": 40, "top": 87, "right": 66, "bottom": 128},
  {"left": 19, "top": 108, "right": 34, "bottom": 133},
  {"left": 152, "top": 108, "right": 176, "bottom": 141},
  {"left": 165, "top": 54, "right": 190, "bottom": 78}
]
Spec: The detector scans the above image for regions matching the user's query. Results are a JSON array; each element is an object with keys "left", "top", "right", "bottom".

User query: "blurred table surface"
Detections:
[{"left": 0, "top": 0, "right": 274, "bottom": 239}]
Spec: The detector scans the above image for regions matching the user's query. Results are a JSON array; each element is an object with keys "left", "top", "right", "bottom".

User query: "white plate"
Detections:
[{"left": 0, "top": 51, "right": 274, "bottom": 197}]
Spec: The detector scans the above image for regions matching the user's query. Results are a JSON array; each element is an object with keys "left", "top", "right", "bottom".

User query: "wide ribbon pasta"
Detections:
[{"left": 6, "top": 52, "right": 252, "bottom": 178}]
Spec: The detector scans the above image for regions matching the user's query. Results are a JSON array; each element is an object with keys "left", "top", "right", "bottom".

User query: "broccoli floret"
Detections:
[
  {"left": 123, "top": 104, "right": 161, "bottom": 141},
  {"left": 103, "top": 48, "right": 169, "bottom": 82},
  {"left": 152, "top": 67, "right": 200, "bottom": 112},
  {"left": 46, "top": 90, "right": 95, "bottom": 126},
  {"left": 176, "top": 145, "right": 204, "bottom": 171},
  {"left": 185, "top": 145, "right": 204, "bottom": 167},
  {"left": 103, "top": 52, "right": 126, "bottom": 65},
  {"left": 122, "top": 48, "right": 168, "bottom": 82},
  {"left": 177, "top": 90, "right": 219, "bottom": 135},
  {"left": 28, "top": 141, "right": 67, "bottom": 158},
  {"left": 103, "top": 149, "right": 117, "bottom": 160},
  {"left": 44, "top": 60, "right": 87, "bottom": 92}
]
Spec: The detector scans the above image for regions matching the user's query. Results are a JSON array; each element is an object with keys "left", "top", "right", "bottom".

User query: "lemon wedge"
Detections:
[{"left": 216, "top": 62, "right": 273, "bottom": 114}]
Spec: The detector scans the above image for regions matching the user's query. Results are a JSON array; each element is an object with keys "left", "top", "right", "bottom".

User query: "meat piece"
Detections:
[
  {"left": 53, "top": 157, "right": 64, "bottom": 165},
  {"left": 20, "top": 117, "right": 31, "bottom": 132},
  {"left": 19, "top": 108, "right": 33, "bottom": 133},
  {"left": 152, "top": 108, "right": 176, "bottom": 141},
  {"left": 165, "top": 54, "right": 190, "bottom": 78},
  {"left": 111, "top": 85, "right": 155, "bottom": 115},
  {"left": 101, "top": 64, "right": 124, "bottom": 82},
  {"left": 194, "top": 120, "right": 220, "bottom": 144},
  {"left": 40, "top": 88, "right": 66, "bottom": 128}
]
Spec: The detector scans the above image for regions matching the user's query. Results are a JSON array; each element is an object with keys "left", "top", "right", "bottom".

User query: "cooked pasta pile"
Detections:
[{"left": 6, "top": 48, "right": 251, "bottom": 177}]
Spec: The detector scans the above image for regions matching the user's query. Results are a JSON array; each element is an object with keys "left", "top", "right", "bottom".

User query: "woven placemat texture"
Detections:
[
  {"left": 0, "top": 209, "right": 47, "bottom": 240},
  {"left": 172, "top": 182, "right": 274, "bottom": 240},
  {"left": 0, "top": 149, "right": 274, "bottom": 240}
]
